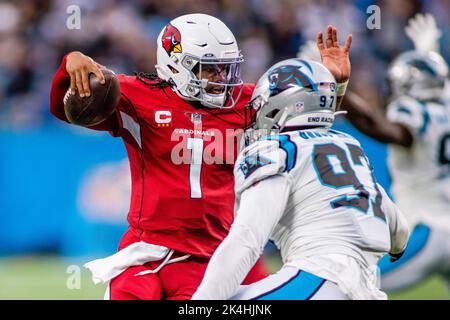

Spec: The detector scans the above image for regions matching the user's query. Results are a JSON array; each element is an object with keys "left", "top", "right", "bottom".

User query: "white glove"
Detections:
[
  {"left": 405, "top": 13, "right": 442, "bottom": 53},
  {"left": 296, "top": 40, "right": 321, "bottom": 62}
]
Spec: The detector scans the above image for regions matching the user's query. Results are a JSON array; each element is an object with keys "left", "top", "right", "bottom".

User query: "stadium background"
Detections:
[{"left": 0, "top": 0, "right": 449, "bottom": 299}]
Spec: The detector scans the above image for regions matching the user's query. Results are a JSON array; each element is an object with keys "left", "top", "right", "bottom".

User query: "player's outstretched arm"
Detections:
[
  {"left": 192, "top": 175, "right": 291, "bottom": 300},
  {"left": 316, "top": 25, "right": 352, "bottom": 110},
  {"left": 342, "top": 91, "right": 414, "bottom": 147},
  {"left": 405, "top": 13, "right": 442, "bottom": 54},
  {"left": 50, "top": 52, "right": 119, "bottom": 132}
]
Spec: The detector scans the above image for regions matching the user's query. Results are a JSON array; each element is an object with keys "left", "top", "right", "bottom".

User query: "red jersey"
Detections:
[{"left": 50, "top": 56, "right": 255, "bottom": 258}]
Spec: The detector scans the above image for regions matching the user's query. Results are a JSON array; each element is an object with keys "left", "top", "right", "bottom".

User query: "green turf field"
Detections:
[{"left": 0, "top": 255, "right": 448, "bottom": 300}]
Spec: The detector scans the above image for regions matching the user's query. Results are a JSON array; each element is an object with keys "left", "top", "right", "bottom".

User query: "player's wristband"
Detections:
[{"left": 336, "top": 80, "right": 349, "bottom": 97}]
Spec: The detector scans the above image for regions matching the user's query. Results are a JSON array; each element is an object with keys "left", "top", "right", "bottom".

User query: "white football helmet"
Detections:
[
  {"left": 388, "top": 50, "right": 448, "bottom": 101},
  {"left": 155, "top": 14, "right": 244, "bottom": 108},
  {"left": 246, "top": 58, "right": 338, "bottom": 132}
]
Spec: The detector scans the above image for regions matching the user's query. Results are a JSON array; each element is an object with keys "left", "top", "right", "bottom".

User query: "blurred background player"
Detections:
[
  {"left": 193, "top": 57, "right": 410, "bottom": 300},
  {"left": 298, "top": 13, "right": 450, "bottom": 293},
  {"left": 50, "top": 13, "right": 269, "bottom": 300},
  {"left": 343, "top": 14, "right": 450, "bottom": 293},
  {"left": 341, "top": 14, "right": 450, "bottom": 293}
]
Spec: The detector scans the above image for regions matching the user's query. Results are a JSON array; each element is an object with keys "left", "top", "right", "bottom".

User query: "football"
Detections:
[{"left": 63, "top": 68, "right": 120, "bottom": 127}]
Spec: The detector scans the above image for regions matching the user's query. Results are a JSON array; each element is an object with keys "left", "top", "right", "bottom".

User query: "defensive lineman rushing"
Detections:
[{"left": 192, "top": 57, "right": 409, "bottom": 300}]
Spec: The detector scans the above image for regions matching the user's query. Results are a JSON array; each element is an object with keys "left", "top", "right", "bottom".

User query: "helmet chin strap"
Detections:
[
  {"left": 275, "top": 106, "right": 292, "bottom": 131},
  {"left": 200, "top": 79, "right": 208, "bottom": 89}
]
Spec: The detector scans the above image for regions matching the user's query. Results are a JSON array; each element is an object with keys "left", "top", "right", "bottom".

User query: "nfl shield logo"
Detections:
[
  {"left": 330, "top": 82, "right": 336, "bottom": 92},
  {"left": 191, "top": 113, "right": 202, "bottom": 125},
  {"left": 295, "top": 102, "right": 304, "bottom": 112}
]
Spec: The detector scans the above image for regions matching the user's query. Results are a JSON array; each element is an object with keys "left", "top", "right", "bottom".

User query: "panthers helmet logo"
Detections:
[
  {"left": 162, "top": 23, "right": 182, "bottom": 56},
  {"left": 410, "top": 59, "right": 437, "bottom": 76},
  {"left": 268, "top": 64, "right": 318, "bottom": 97}
]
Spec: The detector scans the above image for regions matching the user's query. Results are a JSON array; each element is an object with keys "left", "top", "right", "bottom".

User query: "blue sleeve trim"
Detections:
[{"left": 418, "top": 102, "right": 430, "bottom": 136}]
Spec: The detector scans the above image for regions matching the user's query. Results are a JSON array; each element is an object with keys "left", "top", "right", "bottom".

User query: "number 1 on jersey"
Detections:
[{"left": 187, "top": 138, "right": 204, "bottom": 199}]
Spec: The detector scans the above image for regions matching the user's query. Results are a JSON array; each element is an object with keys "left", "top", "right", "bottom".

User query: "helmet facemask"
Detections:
[
  {"left": 243, "top": 95, "right": 282, "bottom": 147},
  {"left": 181, "top": 54, "right": 244, "bottom": 109}
]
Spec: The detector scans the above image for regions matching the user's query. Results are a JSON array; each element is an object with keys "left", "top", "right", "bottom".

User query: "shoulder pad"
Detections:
[{"left": 234, "top": 139, "right": 288, "bottom": 195}]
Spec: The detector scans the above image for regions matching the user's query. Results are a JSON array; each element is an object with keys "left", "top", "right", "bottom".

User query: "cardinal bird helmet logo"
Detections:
[{"left": 162, "top": 23, "right": 182, "bottom": 56}]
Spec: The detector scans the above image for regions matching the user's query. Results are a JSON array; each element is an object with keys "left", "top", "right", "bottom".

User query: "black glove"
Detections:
[{"left": 389, "top": 251, "right": 405, "bottom": 263}]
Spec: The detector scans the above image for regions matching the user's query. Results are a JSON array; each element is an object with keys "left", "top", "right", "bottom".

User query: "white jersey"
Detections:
[
  {"left": 193, "top": 128, "right": 409, "bottom": 300},
  {"left": 236, "top": 129, "right": 392, "bottom": 264},
  {"left": 233, "top": 129, "right": 408, "bottom": 299},
  {"left": 387, "top": 95, "right": 450, "bottom": 231}
]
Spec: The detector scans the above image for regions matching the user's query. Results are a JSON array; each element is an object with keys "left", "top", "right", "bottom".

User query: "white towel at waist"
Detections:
[{"left": 84, "top": 241, "right": 190, "bottom": 284}]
